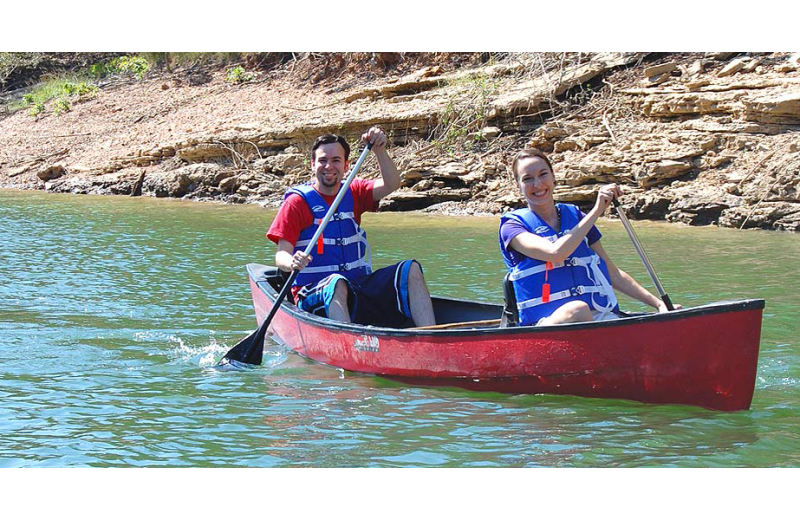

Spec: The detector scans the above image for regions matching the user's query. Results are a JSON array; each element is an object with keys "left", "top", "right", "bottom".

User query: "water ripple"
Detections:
[{"left": 1, "top": 191, "right": 798, "bottom": 467}]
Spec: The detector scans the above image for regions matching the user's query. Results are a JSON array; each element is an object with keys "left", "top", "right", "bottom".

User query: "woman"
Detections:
[{"left": 499, "top": 149, "right": 674, "bottom": 326}]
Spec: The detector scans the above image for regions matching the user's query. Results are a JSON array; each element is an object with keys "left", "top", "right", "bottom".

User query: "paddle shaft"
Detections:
[
  {"left": 612, "top": 199, "right": 674, "bottom": 311},
  {"left": 219, "top": 142, "right": 373, "bottom": 365}
]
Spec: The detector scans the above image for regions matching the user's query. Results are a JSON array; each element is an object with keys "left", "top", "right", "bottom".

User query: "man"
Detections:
[{"left": 267, "top": 127, "right": 436, "bottom": 328}]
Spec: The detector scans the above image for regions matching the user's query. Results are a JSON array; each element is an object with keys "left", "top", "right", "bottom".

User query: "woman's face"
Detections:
[{"left": 515, "top": 156, "right": 555, "bottom": 209}]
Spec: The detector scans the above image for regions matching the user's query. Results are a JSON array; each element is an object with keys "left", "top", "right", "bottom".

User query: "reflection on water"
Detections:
[{"left": 0, "top": 190, "right": 798, "bottom": 467}]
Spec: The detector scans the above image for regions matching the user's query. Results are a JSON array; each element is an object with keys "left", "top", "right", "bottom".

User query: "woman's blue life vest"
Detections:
[
  {"left": 498, "top": 203, "right": 619, "bottom": 326},
  {"left": 285, "top": 183, "right": 372, "bottom": 288}
]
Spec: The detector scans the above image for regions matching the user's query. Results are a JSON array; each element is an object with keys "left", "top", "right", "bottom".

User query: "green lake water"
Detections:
[{"left": 1, "top": 189, "right": 798, "bottom": 467}]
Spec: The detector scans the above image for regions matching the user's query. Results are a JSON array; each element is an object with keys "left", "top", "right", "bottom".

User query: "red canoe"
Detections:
[{"left": 246, "top": 263, "right": 764, "bottom": 411}]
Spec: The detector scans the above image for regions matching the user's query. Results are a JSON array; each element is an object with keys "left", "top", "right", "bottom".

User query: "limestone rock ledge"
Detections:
[{"left": 2, "top": 52, "right": 800, "bottom": 231}]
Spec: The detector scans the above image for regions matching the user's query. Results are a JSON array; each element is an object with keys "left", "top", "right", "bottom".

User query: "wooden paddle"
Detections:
[
  {"left": 412, "top": 319, "right": 501, "bottom": 330},
  {"left": 612, "top": 199, "right": 675, "bottom": 311},
  {"left": 217, "top": 142, "right": 374, "bottom": 367}
]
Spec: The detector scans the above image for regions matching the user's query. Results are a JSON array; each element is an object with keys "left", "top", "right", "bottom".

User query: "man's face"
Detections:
[{"left": 312, "top": 143, "right": 349, "bottom": 193}]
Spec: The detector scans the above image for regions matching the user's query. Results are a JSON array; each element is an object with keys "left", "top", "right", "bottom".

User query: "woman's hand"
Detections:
[
  {"left": 657, "top": 300, "right": 683, "bottom": 313},
  {"left": 594, "top": 183, "right": 622, "bottom": 212}
]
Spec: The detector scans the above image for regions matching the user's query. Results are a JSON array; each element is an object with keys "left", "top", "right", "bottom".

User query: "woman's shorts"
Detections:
[
  {"left": 536, "top": 308, "right": 620, "bottom": 326},
  {"left": 296, "top": 259, "right": 421, "bottom": 328}
]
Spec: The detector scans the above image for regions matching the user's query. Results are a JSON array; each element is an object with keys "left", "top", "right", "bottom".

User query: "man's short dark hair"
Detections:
[{"left": 311, "top": 134, "right": 350, "bottom": 162}]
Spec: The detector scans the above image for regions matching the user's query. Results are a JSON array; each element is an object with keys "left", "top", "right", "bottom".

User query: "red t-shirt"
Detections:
[{"left": 266, "top": 179, "right": 378, "bottom": 246}]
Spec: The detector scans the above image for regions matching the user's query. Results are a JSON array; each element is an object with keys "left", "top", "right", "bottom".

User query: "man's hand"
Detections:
[
  {"left": 276, "top": 239, "right": 311, "bottom": 273},
  {"left": 366, "top": 126, "right": 401, "bottom": 201},
  {"left": 361, "top": 126, "right": 388, "bottom": 151},
  {"left": 291, "top": 251, "right": 312, "bottom": 271}
]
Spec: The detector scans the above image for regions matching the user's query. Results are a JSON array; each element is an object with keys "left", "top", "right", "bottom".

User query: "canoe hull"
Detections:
[{"left": 246, "top": 264, "right": 763, "bottom": 411}]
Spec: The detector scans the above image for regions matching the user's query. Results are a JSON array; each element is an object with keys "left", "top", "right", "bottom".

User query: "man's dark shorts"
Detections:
[{"left": 296, "top": 260, "right": 421, "bottom": 328}]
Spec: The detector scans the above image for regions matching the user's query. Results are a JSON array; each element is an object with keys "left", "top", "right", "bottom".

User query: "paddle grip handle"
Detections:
[{"left": 661, "top": 293, "right": 675, "bottom": 312}]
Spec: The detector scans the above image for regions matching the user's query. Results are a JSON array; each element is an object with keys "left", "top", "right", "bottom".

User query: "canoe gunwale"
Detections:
[{"left": 246, "top": 263, "right": 765, "bottom": 338}]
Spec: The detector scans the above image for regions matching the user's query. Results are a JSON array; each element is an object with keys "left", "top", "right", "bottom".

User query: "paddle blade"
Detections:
[
  {"left": 217, "top": 317, "right": 269, "bottom": 366},
  {"left": 217, "top": 270, "right": 298, "bottom": 367}
]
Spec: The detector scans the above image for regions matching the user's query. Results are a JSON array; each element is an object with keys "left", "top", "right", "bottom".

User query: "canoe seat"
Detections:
[
  {"left": 500, "top": 272, "right": 519, "bottom": 327},
  {"left": 262, "top": 266, "right": 295, "bottom": 305}
]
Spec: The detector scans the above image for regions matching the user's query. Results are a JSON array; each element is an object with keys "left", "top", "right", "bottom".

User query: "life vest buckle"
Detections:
[{"left": 574, "top": 286, "right": 585, "bottom": 295}]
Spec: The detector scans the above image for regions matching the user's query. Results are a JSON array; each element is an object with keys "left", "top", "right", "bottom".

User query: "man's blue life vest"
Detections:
[
  {"left": 499, "top": 203, "right": 618, "bottom": 326},
  {"left": 285, "top": 183, "right": 372, "bottom": 287}
]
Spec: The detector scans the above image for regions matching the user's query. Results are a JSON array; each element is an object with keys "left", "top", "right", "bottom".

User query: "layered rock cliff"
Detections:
[{"left": 1, "top": 52, "right": 798, "bottom": 230}]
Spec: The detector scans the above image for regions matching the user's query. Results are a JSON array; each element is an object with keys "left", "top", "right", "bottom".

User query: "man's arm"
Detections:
[
  {"left": 361, "top": 127, "right": 401, "bottom": 201},
  {"left": 276, "top": 239, "right": 312, "bottom": 273},
  {"left": 268, "top": 194, "right": 313, "bottom": 272}
]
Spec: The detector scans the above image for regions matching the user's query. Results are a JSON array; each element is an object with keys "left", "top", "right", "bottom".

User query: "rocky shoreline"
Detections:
[{"left": 2, "top": 52, "right": 799, "bottom": 230}]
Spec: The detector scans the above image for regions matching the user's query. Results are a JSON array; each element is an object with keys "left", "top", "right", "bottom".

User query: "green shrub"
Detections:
[
  {"left": 62, "top": 81, "right": 98, "bottom": 98},
  {"left": 53, "top": 98, "right": 71, "bottom": 115},
  {"left": 23, "top": 93, "right": 35, "bottom": 105},
  {"left": 225, "top": 65, "right": 254, "bottom": 84},
  {"left": 92, "top": 56, "right": 150, "bottom": 79},
  {"left": 28, "top": 102, "right": 44, "bottom": 117}
]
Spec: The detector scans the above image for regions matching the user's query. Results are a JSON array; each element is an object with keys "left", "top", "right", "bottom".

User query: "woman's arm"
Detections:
[
  {"left": 510, "top": 184, "right": 620, "bottom": 263},
  {"left": 591, "top": 241, "right": 671, "bottom": 312},
  {"left": 510, "top": 212, "right": 601, "bottom": 264}
]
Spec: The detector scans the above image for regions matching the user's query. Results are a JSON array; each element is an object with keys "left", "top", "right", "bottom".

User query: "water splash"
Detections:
[{"left": 211, "top": 344, "right": 290, "bottom": 371}]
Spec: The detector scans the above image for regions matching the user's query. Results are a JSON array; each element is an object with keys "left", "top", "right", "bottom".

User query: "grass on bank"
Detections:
[
  {"left": 6, "top": 74, "right": 96, "bottom": 113},
  {"left": 2, "top": 53, "right": 262, "bottom": 116}
]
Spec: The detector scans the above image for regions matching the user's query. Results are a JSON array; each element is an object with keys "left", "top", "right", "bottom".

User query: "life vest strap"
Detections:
[
  {"left": 516, "top": 285, "right": 605, "bottom": 311},
  {"left": 296, "top": 231, "right": 367, "bottom": 248},
  {"left": 299, "top": 258, "right": 371, "bottom": 275},
  {"left": 509, "top": 255, "right": 596, "bottom": 282}
]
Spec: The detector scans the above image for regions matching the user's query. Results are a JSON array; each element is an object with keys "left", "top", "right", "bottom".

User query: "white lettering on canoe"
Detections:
[{"left": 354, "top": 334, "right": 379, "bottom": 353}]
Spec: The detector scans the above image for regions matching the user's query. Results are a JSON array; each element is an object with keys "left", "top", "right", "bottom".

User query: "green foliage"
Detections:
[
  {"left": 225, "top": 65, "right": 255, "bottom": 84},
  {"left": 114, "top": 56, "right": 150, "bottom": 78},
  {"left": 89, "top": 62, "right": 109, "bottom": 78},
  {"left": 14, "top": 77, "right": 98, "bottom": 117},
  {"left": 6, "top": 74, "right": 95, "bottom": 114},
  {"left": 28, "top": 102, "right": 44, "bottom": 117},
  {"left": 91, "top": 55, "right": 150, "bottom": 79},
  {"left": 432, "top": 73, "right": 500, "bottom": 155},
  {"left": 0, "top": 52, "right": 47, "bottom": 86},
  {"left": 62, "top": 81, "right": 98, "bottom": 98},
  {"left": 141, "top": 52, "right": 245, "bottom": 67},
  {"left": 53, "top": 97, "right": 71, "bottom": 115}
]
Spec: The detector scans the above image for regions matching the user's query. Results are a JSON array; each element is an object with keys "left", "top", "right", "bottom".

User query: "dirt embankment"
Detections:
[{"left": 1, "top": 52, "right": 799, "bottom": 231}]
